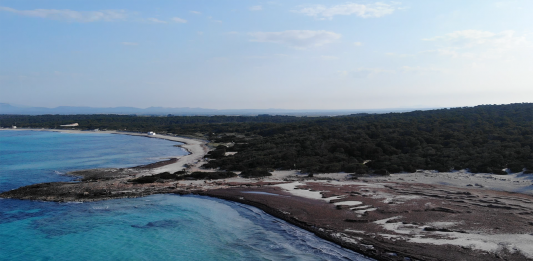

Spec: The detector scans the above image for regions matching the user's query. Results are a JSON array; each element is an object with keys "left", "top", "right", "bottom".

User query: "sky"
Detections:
[{"left": 0, "top": 0, "right": 532, "bottom": 110}]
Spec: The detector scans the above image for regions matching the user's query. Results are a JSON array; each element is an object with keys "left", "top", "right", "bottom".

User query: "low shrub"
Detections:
[{"left": 240, "top": 169, "right": 272, "bottom": 178}]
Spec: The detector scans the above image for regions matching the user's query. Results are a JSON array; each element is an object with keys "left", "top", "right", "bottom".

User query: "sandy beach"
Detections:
[
  {"left": 0, "top": 128, "right": 210, "bottom": 175},
  {"left": 3, "top": 128, "right": 533, "bottom": 260}
]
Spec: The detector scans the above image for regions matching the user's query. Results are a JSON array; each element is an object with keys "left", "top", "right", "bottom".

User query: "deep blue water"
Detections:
[{"left": 0, "top": 130, "right": 371, "bottom": 261}]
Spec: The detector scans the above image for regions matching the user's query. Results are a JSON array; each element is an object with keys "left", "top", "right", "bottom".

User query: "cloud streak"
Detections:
[
  {"left": 424, "top": 30, "right": 527, "bottom": 49},
  {"left": 294, "top": 2, "right": 399, "bottom": 20},
  {"left": 249, "top": 30, "right": 341, "bottom": 48},
  {"left": 171, "top": 17, "right": 187, "bottom": 23},
  {"left": 424, "top": 30, "right": 530, "bottom": 59},
  {"left": 0, "top": 6, "right": 127, "bottom": 22}
]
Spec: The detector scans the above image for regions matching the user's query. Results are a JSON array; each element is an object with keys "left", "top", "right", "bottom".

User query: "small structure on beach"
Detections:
[
  {"left": 147, "top": 131, "right": 156, "bottom": 136},
  {"left": 12, "top": 126, "right": 16, "bottom": 129}
]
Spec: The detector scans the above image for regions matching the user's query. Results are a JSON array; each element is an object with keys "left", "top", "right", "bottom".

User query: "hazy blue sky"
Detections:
[{"left": 1, "top": 1, "right": 532, "bottom": 109}]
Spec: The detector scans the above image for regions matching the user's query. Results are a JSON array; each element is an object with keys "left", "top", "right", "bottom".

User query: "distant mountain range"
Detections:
[{"left": 0, "top": 103, "right": 438, "bottom": 116}]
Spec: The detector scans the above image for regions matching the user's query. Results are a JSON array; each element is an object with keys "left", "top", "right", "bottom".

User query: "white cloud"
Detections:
[
  {"left": 171, "top": 17, "right": 187, "bottom": 23},
  {"left": 249, "top": 30, "right": 341, "bottom": 48},
  {"left": 250, "top": 5, "right": 263, "bottom": 11},
  {"left": 294, "top": 2, "right": 399, "bottom": 20},
  {"left": 424, "top": 30, "right": 530, "bottom": 60},
  {"left": 147, "top": 18, "right": 167, "bottom": 24},
  {"left": 0, "top": 6, "right": 127, "bottom": 22},
  {"left": 121, "top": 42, "right": 138, "bottom": 46},
  {"left": 424, "top": 30, "right": 526, "bottom": 48},
  {"left": 190, "top": 11, "right": 201, "bottom": 15},
  {"left": 354, "top": 42, "right": 363, "bottom": 46}
]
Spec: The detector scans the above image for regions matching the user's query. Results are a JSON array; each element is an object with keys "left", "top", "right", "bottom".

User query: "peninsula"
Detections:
[{"left": 2, "top": 129, "right": 533, "bottom": 261}]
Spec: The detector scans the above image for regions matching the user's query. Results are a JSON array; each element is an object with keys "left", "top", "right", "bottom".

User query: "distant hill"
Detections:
[{"left": 0, "top": 103, "right": 435, "bottom": 116}]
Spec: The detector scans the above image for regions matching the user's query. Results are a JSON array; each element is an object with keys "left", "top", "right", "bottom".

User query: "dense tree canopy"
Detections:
[{"left": 2, "top": 103, "right": 532, "bottom": 174}]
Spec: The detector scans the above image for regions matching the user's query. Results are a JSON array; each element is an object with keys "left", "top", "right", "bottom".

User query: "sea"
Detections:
[{"left": 0, "top": 130, "right": 372, "bottom": 261}]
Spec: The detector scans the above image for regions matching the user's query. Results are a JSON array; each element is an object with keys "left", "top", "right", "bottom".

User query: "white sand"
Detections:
[
  {"left": 373, "top": 217, "right": 533, "bottom": 258},
  {"left": 274, "top": 182, "right": 380, "bottom": 212},
  {"left": 274, "top": 182, "right": 326, "bottom": 200},
  {"left": 333, "top": 201, "right": 363, "bottom": 206},
  {"left": 366, "top": 170, "right": 533, "bottom": 195},
  {"left": 353, "top": 208, "right": 377, "bottom": 215}
]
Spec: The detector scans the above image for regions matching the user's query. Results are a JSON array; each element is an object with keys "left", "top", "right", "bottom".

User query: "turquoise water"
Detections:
[
  {"left": 0, "top": 131, "right": 371, "bottom": 261},
  {"left": 0, "top": 130, "right": 187, "bottom": 192}
]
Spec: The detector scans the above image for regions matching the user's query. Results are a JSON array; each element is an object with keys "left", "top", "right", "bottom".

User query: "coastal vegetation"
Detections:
[
  {"left": 240, "top": 169, "right": 273, "bottom": 178},
  {"left": 130, "top": 171, "right": 238, "bottom": 183},
  {"left": 2, "top": 103, "right": 532, "bottom": 175}
]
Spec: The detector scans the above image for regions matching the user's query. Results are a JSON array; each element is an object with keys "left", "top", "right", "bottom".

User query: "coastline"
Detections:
[
  {"left": 0, "top": 128, "right": 210, "bottom": 175},
  {"left": 2, "top": 128, "right": 533, "bottom": 260}
]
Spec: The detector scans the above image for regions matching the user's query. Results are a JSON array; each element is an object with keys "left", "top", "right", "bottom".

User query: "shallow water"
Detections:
[
  {"left": 0, "top": 130, "right": 186, "bottom": 191},
  {"left": 0, "top": 131, "right": 372, "bottom": 261}
]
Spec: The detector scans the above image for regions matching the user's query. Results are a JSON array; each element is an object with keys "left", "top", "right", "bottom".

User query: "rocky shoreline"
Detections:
[
  {"left": 3, "top": 161, "right": 533, "bottom": 260},
  {"left": 200, "top": 186, "right": 533, "bottom": 261},
  {"left": 2, "top": 130, "right": 533, "bottom": 260}
]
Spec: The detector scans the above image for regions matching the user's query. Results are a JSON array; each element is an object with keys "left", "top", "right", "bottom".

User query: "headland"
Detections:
[{"left": 2, "top": 129, "right": 533, "bottom": 261}]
